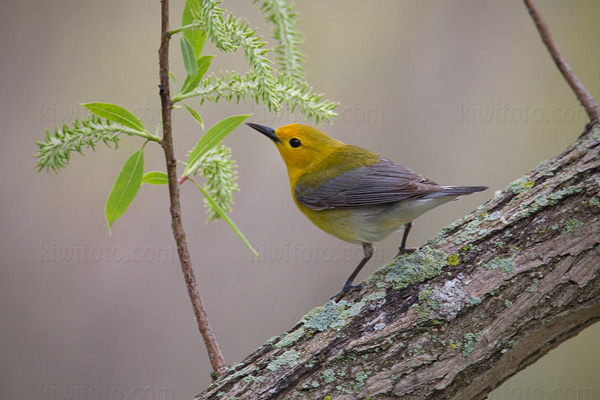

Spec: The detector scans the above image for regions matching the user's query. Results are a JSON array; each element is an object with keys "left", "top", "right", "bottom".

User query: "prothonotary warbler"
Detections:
[{"left": 247, "top": 123, "right": 487, "bottom": 299}]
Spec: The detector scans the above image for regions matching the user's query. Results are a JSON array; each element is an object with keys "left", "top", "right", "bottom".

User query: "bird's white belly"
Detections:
[{"left": 311, "top": 197, "right": 455, "bottom": 244}]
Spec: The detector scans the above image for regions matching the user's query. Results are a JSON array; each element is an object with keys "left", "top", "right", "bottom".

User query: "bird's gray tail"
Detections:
[{"left": 423, "top": 185, "right": 488, "bottom": 199}]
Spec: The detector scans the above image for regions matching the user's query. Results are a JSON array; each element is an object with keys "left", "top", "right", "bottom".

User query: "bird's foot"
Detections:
[
  {"left": 394, "top": 246, "right": 417, "bottom": 259},
  {"left": 330, "top": 282, "right": 363, "bottom": 301}
]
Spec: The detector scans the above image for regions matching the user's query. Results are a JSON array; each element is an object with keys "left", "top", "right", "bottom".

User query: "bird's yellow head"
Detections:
[{"left": 247, "top": 123, "right": 345, "bottom": 177}]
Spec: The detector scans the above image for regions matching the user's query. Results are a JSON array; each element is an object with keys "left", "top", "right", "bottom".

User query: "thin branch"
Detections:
[
  {"left": 524, "top": 0, "right": 600, "bottom": 124},
  {"left": 158, "top": 0, "right": 227, "bottom": 378}
]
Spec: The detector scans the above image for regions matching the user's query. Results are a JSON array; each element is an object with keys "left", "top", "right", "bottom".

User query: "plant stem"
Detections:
[
  {"left": 158, "top": 0, "right": 227, "bottom": 378},
  {"left": 121, "top": 127, "right": 162, "bottom": 143},
  {"left": 523, "top": 0, "right": 600, "bottom": 124},
  {"left": 169, "top": 22, "right": 198, "bottom": 36}
]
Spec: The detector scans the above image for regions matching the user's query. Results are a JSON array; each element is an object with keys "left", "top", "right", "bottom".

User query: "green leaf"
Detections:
[
  {"left": 83, "top": 103, "right": 146, "bottom": 132},
  {"left": 182, "top": 0, "right": 206, "bottom": 58},
  {"left": 180, "top": 36, "right": 198, "bottom": 77},
  {"left": 180, "top": 55, "right": 214, "bottom": 96},
  {"left": 183, "top": 103, "right": 204, "bottom": 130},
  {"left": 142, "top": 171, "right": 168, "bottom": 185},
  {"left": 193, "top": 181, "right": 258, "bottom": 257},
  {"left": 105, "top": 149, "right": 144, "bottom": 232},
  {"left": 184, "top": 114, "right": 252, "bottom": 176}
]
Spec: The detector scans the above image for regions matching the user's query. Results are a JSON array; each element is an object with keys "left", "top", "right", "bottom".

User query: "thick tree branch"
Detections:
[
  {"left": 158, "top": 0, "right": 227, "bottom": 378},
  {"left": 524, "top": 0, "right": 600, "bottom": 124},
  {"left": 187, "top": 1, "right": 600, "bottom": 397},
  {"left": 187, "top": 2, "right": 600, "bottom": 396},
  {"left": 197, "top": 123, "right": 600, "bottom": 399}
]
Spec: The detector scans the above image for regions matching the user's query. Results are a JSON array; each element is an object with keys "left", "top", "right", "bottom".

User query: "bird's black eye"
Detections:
[{"left": 289, "top": 138, "right": 301, "bottom": 148}]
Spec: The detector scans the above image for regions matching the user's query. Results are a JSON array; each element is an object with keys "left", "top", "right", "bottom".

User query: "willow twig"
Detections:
[
  {"left": 158, "top": 0, "right": 227, "bottom": 378},
  {"left": 524, "top": 0, "right": 600, "bottom": 124}
]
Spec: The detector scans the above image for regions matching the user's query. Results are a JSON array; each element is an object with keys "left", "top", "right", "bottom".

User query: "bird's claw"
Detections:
[
  {"left": 330, "top": 282, "right": 363, "bottom": 301},
  {"left": 394, "top": 247, "right": 417, "bottom": 258}
]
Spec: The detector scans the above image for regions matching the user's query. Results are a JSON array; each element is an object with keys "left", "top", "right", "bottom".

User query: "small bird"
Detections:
[{"left": 247, "top": 123, "right": 487, "bottom": 299}]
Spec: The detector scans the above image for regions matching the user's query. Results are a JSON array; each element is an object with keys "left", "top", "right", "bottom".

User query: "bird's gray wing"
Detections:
[{"left": 295, "top": 157, "right": 445, "bottom": 210}]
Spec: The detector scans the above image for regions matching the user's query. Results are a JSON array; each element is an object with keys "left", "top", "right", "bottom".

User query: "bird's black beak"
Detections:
[{"left": 246, "top": 123, "right": 281, "bottom": 143}]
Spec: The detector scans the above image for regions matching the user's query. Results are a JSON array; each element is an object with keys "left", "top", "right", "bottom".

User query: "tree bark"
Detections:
[{"left": 196, "top": 122, "right": 600, "bottom": 399}]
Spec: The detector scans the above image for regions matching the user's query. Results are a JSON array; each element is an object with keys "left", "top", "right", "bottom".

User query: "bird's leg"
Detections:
[
  {"left": 331, "top": 243, "right": 374, "bottom": 300},
  {"left": 395, "top": 222, "right": 417, "bottom": 258}
]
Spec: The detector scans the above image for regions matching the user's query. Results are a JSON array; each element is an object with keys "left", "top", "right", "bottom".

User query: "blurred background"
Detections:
[{"left": 1, "top": 1, "right": 599, "bottom": 399}]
